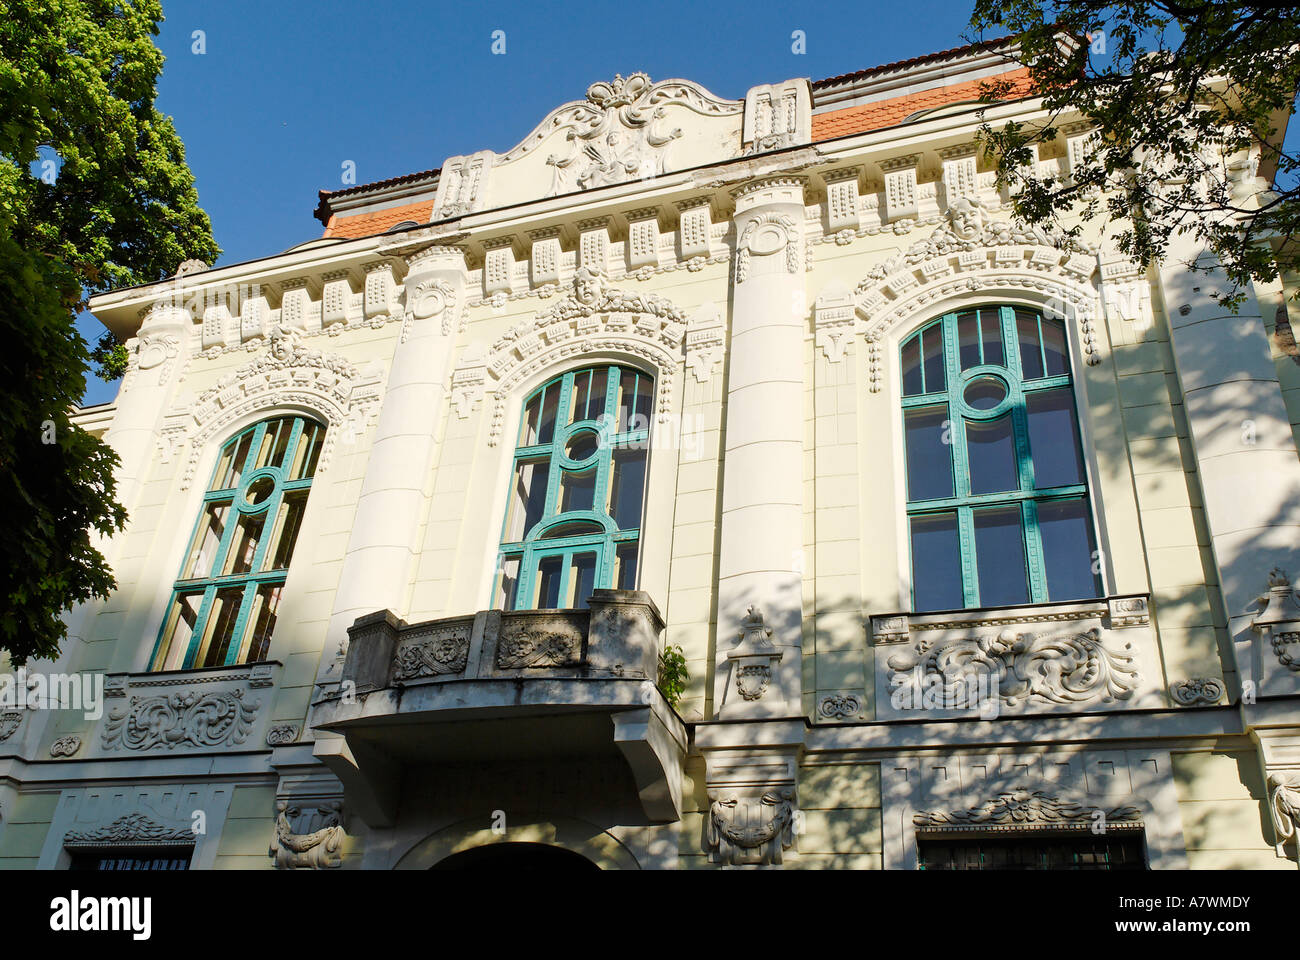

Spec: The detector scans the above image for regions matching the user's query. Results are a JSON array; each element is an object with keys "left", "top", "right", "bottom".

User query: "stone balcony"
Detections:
[{"left": 309, "top": 589, "right": 687, "bottom": 826}]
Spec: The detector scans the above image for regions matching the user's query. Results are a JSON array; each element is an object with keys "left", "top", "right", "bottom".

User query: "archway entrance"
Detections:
[{"left": 431, "top": 842, "right": 601, "bottom": 871}]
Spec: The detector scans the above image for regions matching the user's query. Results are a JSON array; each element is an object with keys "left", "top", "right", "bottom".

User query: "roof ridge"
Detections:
[{"left": 812, "top": 35, "right": 1017, "bottom": 89}]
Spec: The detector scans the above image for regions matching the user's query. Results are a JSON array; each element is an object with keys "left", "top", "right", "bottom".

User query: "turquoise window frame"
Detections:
[
  {"left": 901, "top": 305, "right": 1101, "bottom": 610},
  {"left": 495, "top": 364, "right": 651, "bottom": 610},
  {"left": 149, "top": 415, "right": 325, "bottom": 670}
]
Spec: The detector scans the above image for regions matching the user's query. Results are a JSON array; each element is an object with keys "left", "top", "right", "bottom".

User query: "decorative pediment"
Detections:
[
  {"left": 162, "top": 325, "right": 384, "bottom": 489},
  {"left": 471, "top": 269, "right": 686, "bottom": 445},
  {"left": 854, "top": 198, "right": 1103, "bottom": 390},
  {"left": 913, "top": 789, "right": 1142, "bottom": 833},
  {"left": 434, "top": 74, "right": 743, "bottom": 216},
  {"left": 862, "top": 197, "right": 1093, "bottom": 284},
  {"left": 64, "top": 813, "right": 194, "bottom": 848}
]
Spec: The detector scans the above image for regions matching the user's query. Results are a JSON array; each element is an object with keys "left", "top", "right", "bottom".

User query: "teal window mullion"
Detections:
[
  {"left": 282, "top": 418, "right": 305, "bottom": 471},
  {"left": 957, "top": 506, "right": 979, "bottom": 607},
  {"left": 1022, "top": 499, "right": 1049, "bottom": 602},
  {"left": 247, "top": 485, "right": 284, "bottom": 575},
  {"left": 223, "top": 580, "right": 261, "bottom": 667},
  {"left": 180, "top": 584, "right": 219, "bottom": 670}
]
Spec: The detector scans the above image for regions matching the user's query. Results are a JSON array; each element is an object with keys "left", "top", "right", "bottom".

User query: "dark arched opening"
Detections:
[{"left": 431, "top": 842, "right": 601, "bottom": 871}]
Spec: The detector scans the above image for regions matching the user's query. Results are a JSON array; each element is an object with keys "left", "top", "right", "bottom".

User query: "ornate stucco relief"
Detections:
[
  {"left": 160, "top": 325, "right": 384, "bottom": 489},
  {"left": 707, "top": 787, "right": 796, "bottom": 865},
  {"left": 853, "top": 196, "right": 1102, "bottom": 392},
  {"left": 462, "top": 268, "right": 687, "bottom": 446},
  {"left": 913, "top": 789, "right": 1143, "bottom": 833},
  {"left": 873, "top": 597, "right": 1162, "bottom": 719},
  {"left": 270, "top": 800, "right": 346, "bottom": 869}
]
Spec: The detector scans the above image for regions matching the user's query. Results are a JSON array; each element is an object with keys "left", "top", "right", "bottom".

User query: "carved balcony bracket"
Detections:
[{"left": 269, "top": 799, "right": 346, "bottom": 870}]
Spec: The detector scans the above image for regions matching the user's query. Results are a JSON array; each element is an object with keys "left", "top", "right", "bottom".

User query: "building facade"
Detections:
[{"left": 3, "top": 39, "right": 1300, "bottom": 869}]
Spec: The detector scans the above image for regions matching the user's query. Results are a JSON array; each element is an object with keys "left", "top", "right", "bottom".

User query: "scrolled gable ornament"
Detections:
[{"left": 496, "top": 72, "right": 740, "bottom": 196}]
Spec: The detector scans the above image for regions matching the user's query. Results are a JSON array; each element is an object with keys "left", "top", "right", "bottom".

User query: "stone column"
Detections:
[
  {"left": 1155, "top": 234, "right": 1300, "bottom": 694},
  {"left": 103, "top": 299, "right": 193, "bottom": 533},
  {"left": 714, "top": 177, "right": 807, "bottom": 719},
  {"left": 320, "top": 246, "right": 467, "bottom": 681}
]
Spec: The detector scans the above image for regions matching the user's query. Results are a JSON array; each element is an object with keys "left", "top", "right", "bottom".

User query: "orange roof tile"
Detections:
[
  {"left": 322, "top": 200, "right": 434, "bottom": 239},
  {"left": 811, "top": 68, "right": 1033, "bottom": 141}
]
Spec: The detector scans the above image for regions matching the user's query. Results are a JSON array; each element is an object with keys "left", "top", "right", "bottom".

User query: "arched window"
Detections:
[
  {"left": 149, "top": 416, "right": 326, "bottom": 670},
  {"left": 494, "top": 365, "right": 651, "bottom": 610},
  {"left": 900, "top": 305, "right": 1100, "bottom": 612}
]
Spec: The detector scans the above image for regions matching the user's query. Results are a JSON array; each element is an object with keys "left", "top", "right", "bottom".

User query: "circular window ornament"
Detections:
[
  {"left": 564, "top": 430, "right": 601, "bottom": 465},
  {"left": 964, "top": 376, "right": 1008, "bottom": 411},
  {"left": 237, "top": 470, "right": 279, "bottom": 513}
]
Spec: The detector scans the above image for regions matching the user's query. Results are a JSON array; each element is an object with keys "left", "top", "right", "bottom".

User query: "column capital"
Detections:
[{"left": 731, "top": 176, "right": 807, "bottom": 214}]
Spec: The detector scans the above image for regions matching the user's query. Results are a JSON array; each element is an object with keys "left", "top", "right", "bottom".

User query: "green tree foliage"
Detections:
[
  {"left": 969, "top": 1, "right": 1300, "bottom": 306},
  {"left": 0, "top": 0, "right": 219, "bottom": 663}
]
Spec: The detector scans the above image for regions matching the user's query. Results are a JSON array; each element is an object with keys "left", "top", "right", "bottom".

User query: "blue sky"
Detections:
[{"left": 76, "top": 0, "right": 989, "bottom": 404}]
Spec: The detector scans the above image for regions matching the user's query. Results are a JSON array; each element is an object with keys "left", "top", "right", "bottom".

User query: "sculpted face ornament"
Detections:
[
  {"left": 947, "top": 196, "right": 990, "bottom": 241},
  {"left": 573, "top": 266, "right": 606, "bottom": 307}
]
